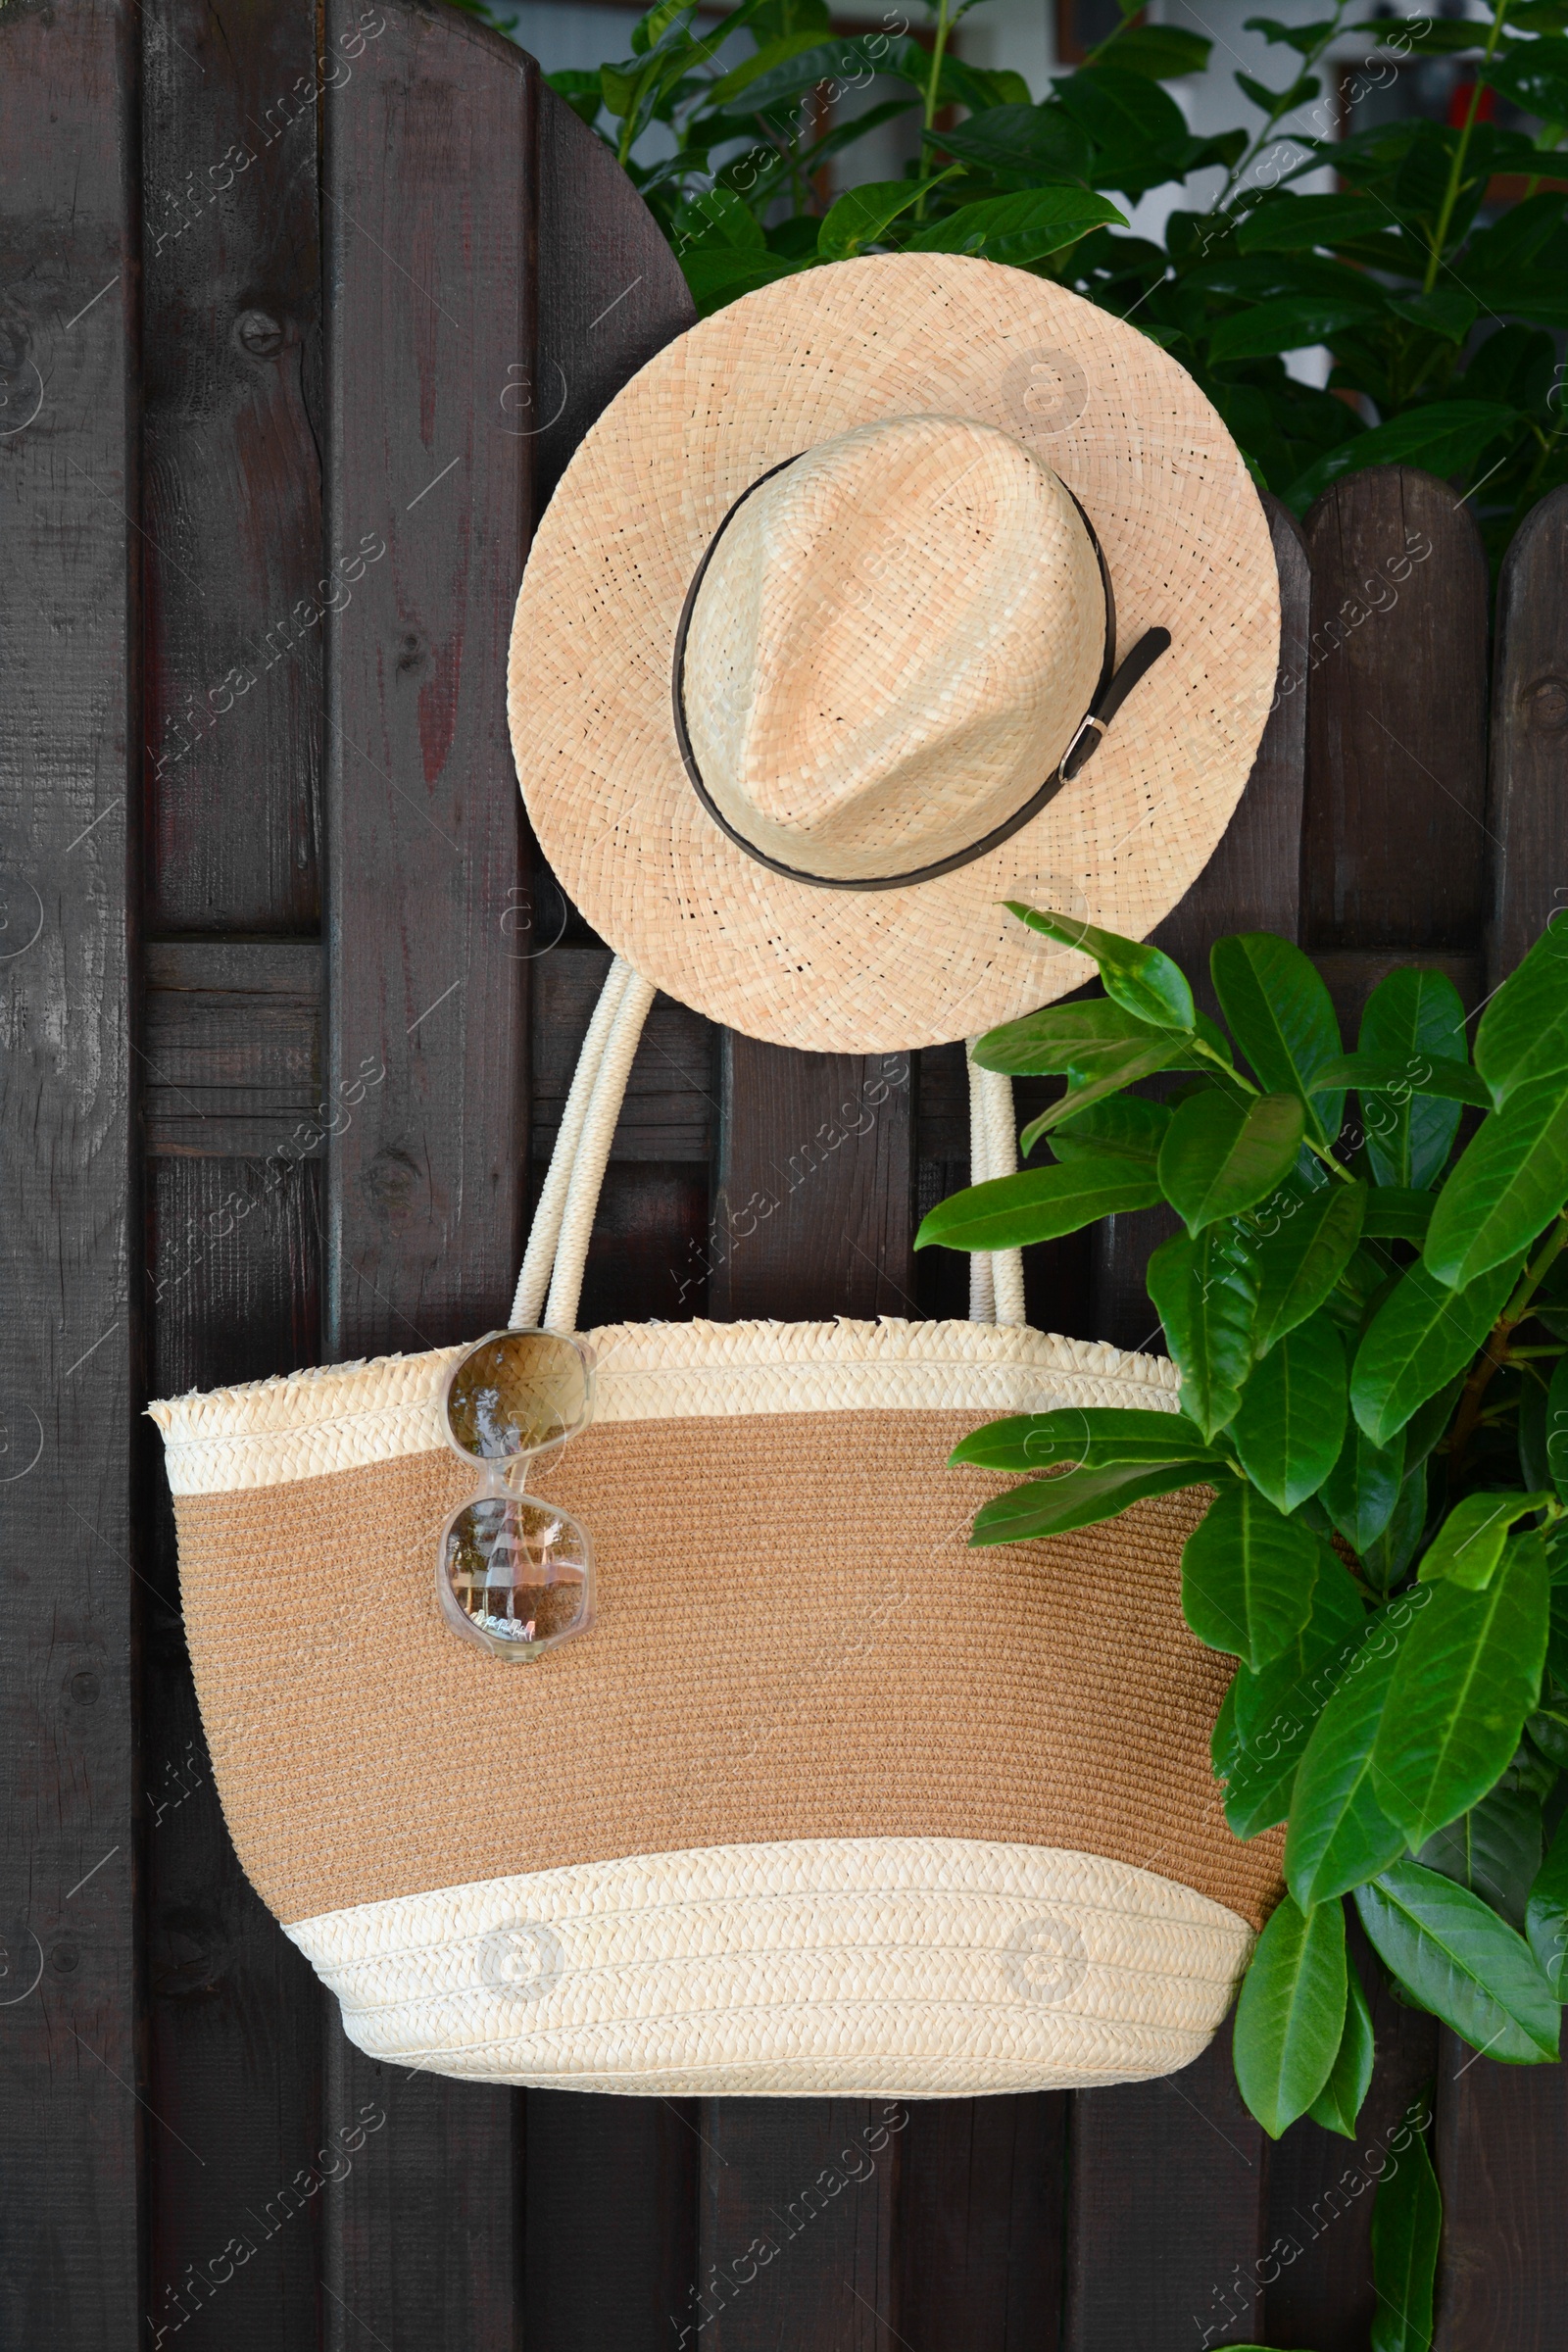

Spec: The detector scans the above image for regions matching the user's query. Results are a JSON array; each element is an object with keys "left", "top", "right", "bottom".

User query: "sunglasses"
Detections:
[{"left": 436, "top": 1329, "right": 595, "bottom": 1662}]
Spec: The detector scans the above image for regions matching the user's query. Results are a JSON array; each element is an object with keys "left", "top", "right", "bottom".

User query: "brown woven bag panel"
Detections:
[{"left": 174, "top": 1408, "right": 1284, "bottom": 1928}]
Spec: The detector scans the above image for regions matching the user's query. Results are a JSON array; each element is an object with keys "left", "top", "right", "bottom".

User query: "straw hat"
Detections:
[{"left": 508, "top": 254, "right": 1279, "bottom": 1053}]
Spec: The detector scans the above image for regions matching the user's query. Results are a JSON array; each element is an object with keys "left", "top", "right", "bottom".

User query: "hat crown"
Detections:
[{"left": 682, "top": 416, "right": 1103, "bottom": 883}]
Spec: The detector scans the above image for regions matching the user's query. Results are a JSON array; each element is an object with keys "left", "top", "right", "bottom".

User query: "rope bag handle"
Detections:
[{"left": 514, "top": 956, "right": 1027, "bottom": 1335}]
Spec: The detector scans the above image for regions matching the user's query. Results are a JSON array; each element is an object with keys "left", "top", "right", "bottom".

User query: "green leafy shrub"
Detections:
[
  {"left": 917, "top": 906, "right": 1568, "bottom": 2159},
  {"left": 463, "top": 0, "right": 1568, "bottom": 560}
]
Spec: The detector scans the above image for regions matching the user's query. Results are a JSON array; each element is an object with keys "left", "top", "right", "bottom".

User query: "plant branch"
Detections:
[
  {"left": 1448, "top": 1209, "right": 1568, "bottom": 1471},
  {"left": 1423, "top": 0, "right": 1512, "bottom": 293},
  {"left": 915, "top": 0, "right": 956, "bottom": 218}
]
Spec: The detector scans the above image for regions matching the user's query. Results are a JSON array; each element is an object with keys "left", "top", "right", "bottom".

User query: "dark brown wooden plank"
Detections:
[
  {"left": 709, "top": 1042, "right": 914, "bottom": 1321},
  {"left": 143, "top": 1157, "right": 324, "bottom": 2352},
  {"left": 523, "top": 2088, "right": 699, "bottom": 2351},
  {"left": 1261, "top": 1924, "right": 1437, "bottom": 2350},
  {"left": 141, "top": 0, "right": 326, "bottom": 934},
  {"left": 1065, "top": 2023, "right": 1266, "bottom": 2348},
  {"left": 320, "top": 4, "right": 540, "bottom": 2342},
  {"left": 1091, "top": 497, "right": 1310, "bottom": 1351},
  {"left": 1433, "top": 2038, "right": 1568, "bottom": 2350},
  {"left": 143, "top": 942, "right": 322, "bottom": 1156},
  {"left": 533, "top": 78, "right": 697, "bottom": 512},
  {"left": 1301, "top": 467, "right": 1490, "bottom": 954},
  {"left": 0, "top": 5, "right": 140, "bottom": 2344},
  {"left": 520, "top": 67, "right": 708, "bottom": 2341},
  {"left": 697, "top": 2099, "right": 903, "bottom": 2351},
  {"left": 1486, "top": 483, "right": 1568, "bottom": 982},
  {"left": 1312, "top": 948, "right": 1483, "bottom": 1040},
  {"left": 896, "top": 2092, "right": 1065, "bottom": 2350},
  {"left": 1426, "top": 480, "right": 1568, "bottom": 2352},
  {"left": 532, "top": 948, "right": 714, "bottom": 1163}
]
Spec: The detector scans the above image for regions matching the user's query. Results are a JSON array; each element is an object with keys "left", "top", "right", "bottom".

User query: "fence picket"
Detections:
[
  {"left": 1301, "top": 468, "right": 1491, "bottom": 1029},
  {"left": 1486, "top": 483, "right": 1568, "bottom": 982},
  {"left": 0, "top": 8, "right": 140, "bottom": 2346},
  {"left": 138, "top": 1, "right": 332, "bottom": 2337},
  {"left": 1427, "top": 478, "right": 1568, "bottom": 2352},
  {"left": 320, "top": 5, "right": 538, "bottom": 2341},
  {"left": 1090, "top": 496, "right": 1310, "bottom": 1349}
]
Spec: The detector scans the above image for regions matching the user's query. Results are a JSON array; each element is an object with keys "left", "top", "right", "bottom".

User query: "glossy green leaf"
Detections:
[
  {"left": 1418, "top": 1776, "right": 1544, "bottom": 1931},
  {"left": 1053, "top": 59, "right": 1190, "bottom": 150},
  {"left": 1251, "top": 1179, "right": 1366, "bottom": 1354},
  {"left": 1525, "top": 1811, "right": 1568, "bottom": 1995},
  {"left": 1237, "top": 190, "right": 1390, "bottom": 249},
  {"left": 1418, "top": 1491, "right": 1552, "bottom": 1591},
  {"left": 679, "top": 245, "right": 805, "bottom": 314},
  {"left": 1349, "top": 1255, "right": 1521, "bottom": 1447},
  {"left": 950, "top": 1405, "right": 1219, "bottom": 1473},
  {"left": 914, "top": 1159, "right": 1161, "bottom": 1254},
  {"left": 1182, "top": 1479, "right": 1319, "bottom": 1669},
  {"left": 969, "top": 1459, "right": 1205, "bottom": 1545},
  {"left": 1231, "top": 1548, "right": 1364, "bottom": 1740},
  {"left": 1373, "top": 1535, "right": 1550, "bottom": 1846},
  {"left": 1368, "top": 2098, "right": 1442, "bottom": 2352},
  {"left": 1425, "top": 1077, "right": 1568, "bottom": 1291},
  {"left": 1311, "top": 1051, "right": 1491, "bottom": 1110},
  {"left": 1485, "top": 38, "right": 1568, "bottom": 120},
  {"left": 1307, "top": 1963, "right": 1376, "bottom": 2137},
  {"left": 1286, "top": 402, "right": 1518, "bottom": 514},
  {"left": 906, "top": 186, "right": 1127, "bottom": 265},
  {"left": 1232, "top": 1314, "right": 1346, "bottom": 1512},
  {"left": 1210, "top": 293, "right": 1385, "bottom": 363},
  {"left": 1002, "top": 905, "right": 1196, "bottom": 1032},
  {"left": 1222, "top": 1556, "right": 1368, "bottom": 1838},
  {"left": 1211, "top": 933, "right": 1343, "bottom": 1146},
  {"left": 1233, "top": 1892, "right": 1348, "bottom": 2137},
  {"left": 1320, "top": 1415, "right": 1405, "bottom": 1555},
  {"left": 1363, "top": 1457, "right": 1429, "bottom": 1593},
  {"left": 1160, "top": 1090, "right": 1306, "bottom": 1237},
  {"left": 1361, "top": 1190, "right": 1436, "bottom": 1242},
  {"left": 1091, "top": 21, "right": 1212, "bottom": 77},
  {"left": 818, "top": 173, "right": 947, "bottom": 260},
  {"left": 972, "top": 996, "right": 1172, "bottom": 1076},
  {"left": 670, "top": 184, "right": 764, "bottom": 252},
  {"left": 1148, "top": 1226, "right": 1259, "bottom": 1442},
  {"left": 1359, "top": 966, "right": 1468, "bottom": 1192},
  {"left": 1018, "top": 1046, "right": 1188, "bottom": 1151},
  {"left": 1475, "top": 923, "right": 1568, "bottom": 1109},
  {"left": 1047, "top": 1092, "right": 1171, "bottom": 1168},
  {"left": 1354, "top": 1862, "right": 1560, "bottom": 2062},
  {"left": 704, "top": 26, "right": 829, "bottom": 104},
  {"left": 923, "top": 100, "right": 1092, "bottom": 184},
  {"left": 1286, "top": 1595, "right": 1429, "bottom": 1909}
]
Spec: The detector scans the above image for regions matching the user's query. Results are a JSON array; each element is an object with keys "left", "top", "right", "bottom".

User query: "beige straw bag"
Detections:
[{"left": 151, "top": 954, "right": 1282, "bottom": 2098}]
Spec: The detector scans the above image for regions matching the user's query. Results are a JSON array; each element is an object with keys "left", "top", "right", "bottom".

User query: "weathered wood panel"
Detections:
[
  {"left": 1301, "top": 468, "right": 1490, "bottom": 955},
  {"left": 1487, "top": 482, "right": 1568, "bottom": 983},
  {"left": 1065, "top": 2024, "right": 1266, "bottom": 2349},
  {"left": 1090, "top": 497, "right": 1311, "bottom": 1351},
  {"left": 143, "top": 1156, "right": 325, "bottom": 2352},
  {"left": 896, "top": 2093, "right": 1065, "bottom": 2349},
  {"left": 0, "top": 7, "right": 141, "bottom": 2347},
  {"left": 141, "top": 0, "right": 327, "bottom": 933},
  {"left": 1428, "top": 477, "right": 1568, "bottom": 2352},
  {"left": 320, "top": 3, "right": 539, "bottom": 2339}
]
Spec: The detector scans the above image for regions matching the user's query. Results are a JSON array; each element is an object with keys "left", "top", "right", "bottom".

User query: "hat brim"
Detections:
[{"left": 508, "top": 254, "right": 1280, "bottom": 1053}]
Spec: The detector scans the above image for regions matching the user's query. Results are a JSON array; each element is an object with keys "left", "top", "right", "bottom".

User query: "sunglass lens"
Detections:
[
  {"left": 440, "top": 1494, "right": 591, "bottom": 1659},
  {"left": 445, "top": 1330, "right": 592, "bottom": 1463}
]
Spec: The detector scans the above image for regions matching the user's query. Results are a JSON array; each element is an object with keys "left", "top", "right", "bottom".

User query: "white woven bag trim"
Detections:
[
  {"left": 148, "top": 1315, "right": 1181, "bottom": 1495},
  {"left": 283, "top": 1835, "right": 1252, "bottom": 2096}
]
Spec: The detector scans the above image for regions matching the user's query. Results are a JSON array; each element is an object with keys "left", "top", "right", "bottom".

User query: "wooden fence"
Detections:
[{"left": 3, "top": 2, "right": 1568, "bottom": 2345}]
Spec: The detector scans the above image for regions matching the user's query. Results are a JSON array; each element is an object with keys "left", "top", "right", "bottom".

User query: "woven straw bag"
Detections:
[{"left": 151, "top": 957, "right": 1282, "bottom": 2097}]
